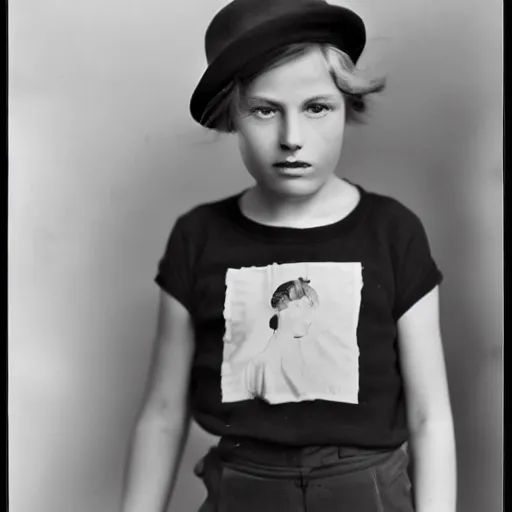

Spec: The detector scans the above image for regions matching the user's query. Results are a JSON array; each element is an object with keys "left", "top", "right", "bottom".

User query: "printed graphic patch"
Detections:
[{"left": 221, "top": 262, "right": 363, "bottom": 405}]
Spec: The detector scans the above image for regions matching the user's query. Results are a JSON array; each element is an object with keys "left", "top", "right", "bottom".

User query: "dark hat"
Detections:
[{"left": 190, "top": 0, "right": 366, "bottom": 126}]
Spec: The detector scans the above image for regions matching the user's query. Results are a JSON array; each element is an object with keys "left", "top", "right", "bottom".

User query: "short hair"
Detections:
[
  {"left": 200, "top": 43, "right": 386, "bottom": 132},
  {"left": 269, "top": 277, "right": 319, "bottom": 330}
]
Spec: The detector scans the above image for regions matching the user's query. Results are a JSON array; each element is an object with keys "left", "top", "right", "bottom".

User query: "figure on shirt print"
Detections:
[
  {"left": 221, "top": 262, "right": 363, "bottom": 405},
  {"left": 242, "top": 277, "right": 320, "bottom": 399}
]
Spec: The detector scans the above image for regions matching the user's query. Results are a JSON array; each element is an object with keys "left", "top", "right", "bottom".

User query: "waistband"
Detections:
[{"left": 217, "top": 436, "right": 405, "bottom": 469}]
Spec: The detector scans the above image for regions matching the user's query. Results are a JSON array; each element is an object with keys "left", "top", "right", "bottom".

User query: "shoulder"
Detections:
[
  {"left": 365, "top": 188, "right": 421, "bottom": 223},
  {"left": 173, "top": 191, "right": 241, "bottom": 234},
  {"left": 362, "top": 187, "right": 427, "bottom": 237}
]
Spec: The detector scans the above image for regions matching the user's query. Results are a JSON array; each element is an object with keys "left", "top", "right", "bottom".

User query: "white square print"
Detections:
[{"left": 221, "top": 262, "right": 363, "bottom": 405}]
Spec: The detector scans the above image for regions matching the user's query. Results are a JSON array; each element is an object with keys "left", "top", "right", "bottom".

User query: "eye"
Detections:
[
  {"left": 251, "top": 107, "right": 277, "bottom": 119},
  {"left": 305, "top": 103, "right": 332, "bottom": 116}
]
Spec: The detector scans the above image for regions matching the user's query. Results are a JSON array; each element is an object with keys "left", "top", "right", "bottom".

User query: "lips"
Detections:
[
  {"left": 273, "top": 157, "right": 311, "bottom": 169},
  {"left": 273, "top": 162, "right": 311, "bottom": 168}
]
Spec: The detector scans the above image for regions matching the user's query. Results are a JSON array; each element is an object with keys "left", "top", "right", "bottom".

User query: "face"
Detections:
[
  {"left": 279, "top": 296, "right": 315, "bottom": 338},
  {"left": 233, "top": 46, "right": 346, "bottom": 199}
]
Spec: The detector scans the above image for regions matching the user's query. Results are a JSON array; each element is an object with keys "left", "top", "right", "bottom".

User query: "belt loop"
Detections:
[{"left": 300, "top": 467, "right": 312, "bottom": 488}]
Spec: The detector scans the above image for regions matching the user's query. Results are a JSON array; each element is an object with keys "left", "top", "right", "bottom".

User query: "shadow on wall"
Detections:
[
  {"left": 82, "top": 117, "right": 245, "bottom": 511},
  {"left": 339, "top": 20, "right": 502, "bottom": 511},
  {"left": 416, "top": 101, "right": 502, "bottom": 512}
]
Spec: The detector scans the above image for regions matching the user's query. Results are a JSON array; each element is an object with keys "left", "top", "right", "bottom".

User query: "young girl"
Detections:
[{"left": 121, "top": 1, "right": 457, "bottom": 511}]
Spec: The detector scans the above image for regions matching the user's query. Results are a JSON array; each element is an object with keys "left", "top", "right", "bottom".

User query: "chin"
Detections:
[
  {"left": 293, "top": 327, "right": 311, "bottom": 338},
  {"left": 269, "top": 179, "right": 327, "bottom": 199}
]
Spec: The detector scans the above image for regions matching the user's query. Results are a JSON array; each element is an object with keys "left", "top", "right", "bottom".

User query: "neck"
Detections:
[{"left": 242, "top": 176, "right": 354, "bottom": 228}]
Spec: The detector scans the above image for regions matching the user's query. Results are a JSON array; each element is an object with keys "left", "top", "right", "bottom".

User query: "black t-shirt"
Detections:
[{"left": 155, "top": 184, "right": 443, "bottom": 448}]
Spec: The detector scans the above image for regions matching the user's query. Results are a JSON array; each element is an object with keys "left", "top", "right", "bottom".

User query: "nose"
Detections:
[{"left": 279, "top": 112, "right": 303, "bottom": 152}]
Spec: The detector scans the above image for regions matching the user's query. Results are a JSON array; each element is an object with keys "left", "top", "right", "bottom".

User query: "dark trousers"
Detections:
[{"left": 194, "top": 437, "right": 414, "bottom": 511}]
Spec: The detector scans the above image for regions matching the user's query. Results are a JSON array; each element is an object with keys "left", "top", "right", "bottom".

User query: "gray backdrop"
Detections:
[{"left": 9, "top": 0, "right": 503, "bottom": 511}]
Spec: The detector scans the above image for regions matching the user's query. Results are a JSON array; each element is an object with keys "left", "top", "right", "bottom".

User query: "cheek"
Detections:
[
  {"left": 296, "top": 302, "right": 314, "bottom": 322},
  {"left": 291, "top": 304, "right": 311, "bottom": 323},
  {"left": 237, "top": 126, "right": 276, "bottom": 169},
  {"left": 311, "top": 114, "right": 346, "bottom": 153}
]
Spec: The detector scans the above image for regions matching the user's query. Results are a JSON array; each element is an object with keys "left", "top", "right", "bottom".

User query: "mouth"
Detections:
[
  {"left": 272, "top": 157, "right": 313, "bottom": 178},
  {"left": 273, "top": 159, "right": 312, "bottom": 169}
]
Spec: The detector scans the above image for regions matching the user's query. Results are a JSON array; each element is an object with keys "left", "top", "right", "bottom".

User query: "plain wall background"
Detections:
[{"left": 9, "top": 0, "right": 502, "bottom": 511}]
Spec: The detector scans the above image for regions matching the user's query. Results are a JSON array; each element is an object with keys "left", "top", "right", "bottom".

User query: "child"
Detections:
[{"left": 121, "top": 1, "right": 457, "bottom": 511}]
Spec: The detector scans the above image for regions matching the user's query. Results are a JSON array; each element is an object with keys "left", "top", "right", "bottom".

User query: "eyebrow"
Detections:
[{"left": 246, "top": 94, "right": 339, "bottom": 107}]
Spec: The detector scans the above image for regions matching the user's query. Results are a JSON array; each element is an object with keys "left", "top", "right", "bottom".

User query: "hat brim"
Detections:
[{"left": 190, "top": 5, "right": 366, "bottom": 126}]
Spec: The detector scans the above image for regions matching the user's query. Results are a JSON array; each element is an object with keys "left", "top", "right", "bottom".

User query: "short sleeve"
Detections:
[
  {"left": 154, "top": 215, "right": 195, "bottom": 314},
  {"left": 392, "top": 211, "right": 443, "bottom": 321}
]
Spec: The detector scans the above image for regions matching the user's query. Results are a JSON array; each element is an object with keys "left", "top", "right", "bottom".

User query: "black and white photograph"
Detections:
[{"left": 9, "top": 0, "right": 503, "bottom": 511}]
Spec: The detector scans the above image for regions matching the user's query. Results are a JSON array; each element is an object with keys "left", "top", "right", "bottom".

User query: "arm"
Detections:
[
  {"left": 120, "top": 291, "right": 195, "bottom": 512},
  {"left": 397, "top": 286, "right": 457, "bottom": 512}
]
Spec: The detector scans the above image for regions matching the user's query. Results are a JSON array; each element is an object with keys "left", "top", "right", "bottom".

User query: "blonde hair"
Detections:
[{"left": 200, "top": 43, "right": 386, "bottom": 132}]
